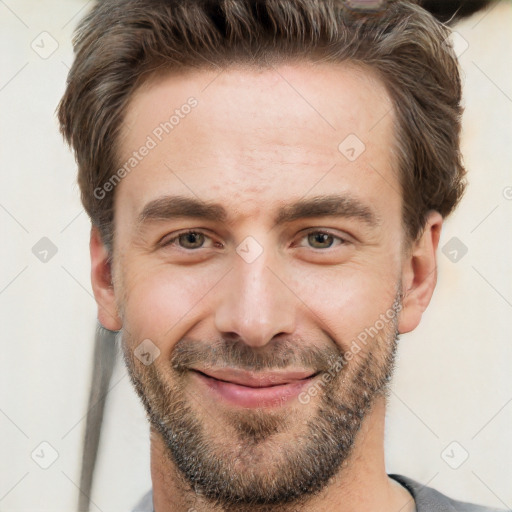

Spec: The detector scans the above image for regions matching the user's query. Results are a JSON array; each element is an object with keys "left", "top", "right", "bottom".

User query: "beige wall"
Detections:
[{"left": 1, "top": 1, "right": 511, "bottom": 510}]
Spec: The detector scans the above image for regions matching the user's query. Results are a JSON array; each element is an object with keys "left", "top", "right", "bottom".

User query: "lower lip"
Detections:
[{"left": 191, "top": 371, "right": 317, "bottom": 408}]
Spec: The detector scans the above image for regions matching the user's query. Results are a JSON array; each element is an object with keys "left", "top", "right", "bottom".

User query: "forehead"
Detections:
[{"left": 116, "top": 61, "right": 398, "bottom": 225}]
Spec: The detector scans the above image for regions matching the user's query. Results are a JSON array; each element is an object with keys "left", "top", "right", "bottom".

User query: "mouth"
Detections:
[{"left": 189, "top": 367, "right": 320, "bottom": 408}]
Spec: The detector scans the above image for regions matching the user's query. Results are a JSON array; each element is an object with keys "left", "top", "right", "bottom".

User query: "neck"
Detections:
[{"left": 150, "top": 396, "right": 414, "bottom": 512}]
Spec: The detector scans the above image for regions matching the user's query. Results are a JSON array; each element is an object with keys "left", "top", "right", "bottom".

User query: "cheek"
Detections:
[
  {"left": 119, "top": 263, "right": 220, "bottom": 346},
  {"left": 288, "top": 263, "right": 399, "bottom": 348}
]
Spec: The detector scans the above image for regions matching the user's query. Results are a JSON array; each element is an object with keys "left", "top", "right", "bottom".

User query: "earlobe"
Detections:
[
  {"left": 90, "top": 226, "right": 123, "bottom": 331},
  {"left": 398, "top": 211, "right": 443, "bottom": 334}
]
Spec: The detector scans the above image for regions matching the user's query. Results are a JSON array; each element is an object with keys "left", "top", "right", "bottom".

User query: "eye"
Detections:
[
  {"left": 161, "top": 230, "right": 214, "bottom": 250},
  {"left": 298, "top": 230, "right": 348, "bottom": 249}
]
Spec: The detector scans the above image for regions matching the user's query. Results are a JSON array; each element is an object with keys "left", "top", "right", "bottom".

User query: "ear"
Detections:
[
  {"left": 90, "top": 226, "right": 123, "bottom": 331},
  {"left": 398, "top": 211, "right": 443, "bottom": 334}
]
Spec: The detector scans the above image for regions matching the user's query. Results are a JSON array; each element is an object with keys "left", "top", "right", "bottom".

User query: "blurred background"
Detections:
[{"left": 0, "top": 1, "right": 511, "bottom": 511}]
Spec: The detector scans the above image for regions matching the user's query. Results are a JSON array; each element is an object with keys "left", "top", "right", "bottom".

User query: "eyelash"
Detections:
[{"left": 160, "top": 229, "right": 349, "bottom": 250}]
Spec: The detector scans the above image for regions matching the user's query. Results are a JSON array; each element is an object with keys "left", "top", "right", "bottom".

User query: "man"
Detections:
[{"left": 58, "top": 0, "right": 506, "bottom": 511}]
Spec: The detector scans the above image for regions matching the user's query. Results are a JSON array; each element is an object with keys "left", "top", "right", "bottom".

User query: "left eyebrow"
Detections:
[{"left": 274, "top": 194, "right": 381, "bottom": 228}]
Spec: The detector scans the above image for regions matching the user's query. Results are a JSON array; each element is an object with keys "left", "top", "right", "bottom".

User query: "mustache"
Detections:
[{"left": 170, "top": 336, "right": 343, "bottom": 374}]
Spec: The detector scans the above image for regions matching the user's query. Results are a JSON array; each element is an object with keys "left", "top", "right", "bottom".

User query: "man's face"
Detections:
[{"left": 108, "top": 62, "right": 407, "bottom": 507}]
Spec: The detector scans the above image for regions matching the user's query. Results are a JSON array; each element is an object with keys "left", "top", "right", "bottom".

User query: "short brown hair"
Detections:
[{"left": 57, "top": 0, "right": 466, "bottom": 252}]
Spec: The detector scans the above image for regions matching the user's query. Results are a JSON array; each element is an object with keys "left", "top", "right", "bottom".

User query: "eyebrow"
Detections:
[{"left": 136, "top": 194, "right": 380, "bottom": 228}]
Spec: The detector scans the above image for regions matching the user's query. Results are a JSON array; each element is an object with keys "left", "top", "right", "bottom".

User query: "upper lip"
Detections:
[{"left": 192, "top": 367, "right": 317, "bottom": 387}]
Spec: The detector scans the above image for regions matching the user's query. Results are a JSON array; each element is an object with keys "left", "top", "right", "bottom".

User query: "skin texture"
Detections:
[{"left": 90, "top": 61, "right": 442, "bottom": 511}]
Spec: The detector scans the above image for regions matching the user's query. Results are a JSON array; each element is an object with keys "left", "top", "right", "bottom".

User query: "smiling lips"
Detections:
[{"left": 191, "top": 367, "right": 318, "bottom": 408}]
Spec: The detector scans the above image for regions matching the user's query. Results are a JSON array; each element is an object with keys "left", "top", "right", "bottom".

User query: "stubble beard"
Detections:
[{"left": 121, "top": 296, "right": 401, "bottom": 511}]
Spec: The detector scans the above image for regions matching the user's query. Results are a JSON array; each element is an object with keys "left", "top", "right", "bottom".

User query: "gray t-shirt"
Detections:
[{"left": 131, "top": 474, "right": 508, "bottom": 511}]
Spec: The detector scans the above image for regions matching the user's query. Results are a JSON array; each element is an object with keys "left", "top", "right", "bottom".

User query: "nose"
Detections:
[{"left": 214, "top": 245, "right": 296, "bottom": 348}]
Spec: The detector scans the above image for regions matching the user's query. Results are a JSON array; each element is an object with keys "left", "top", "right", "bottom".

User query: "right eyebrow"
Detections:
[{"left": 136, "top": 195, "right": 228, "bottom": 226}]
